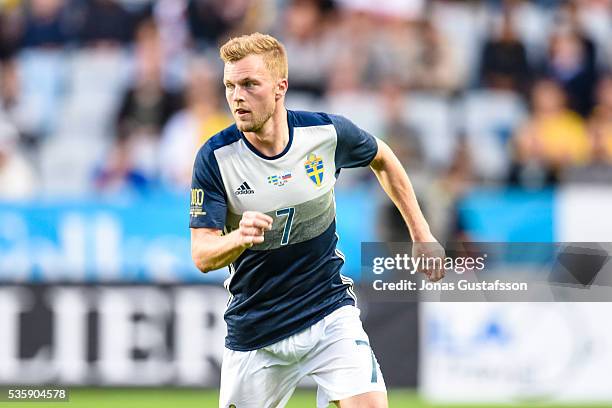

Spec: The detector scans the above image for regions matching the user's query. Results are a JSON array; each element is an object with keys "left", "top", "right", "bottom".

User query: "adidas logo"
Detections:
[{"left": 234, "top": 181, "right": 255, "bottom": 195}]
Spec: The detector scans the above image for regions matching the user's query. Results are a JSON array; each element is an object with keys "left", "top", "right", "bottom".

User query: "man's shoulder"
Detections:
[
  {"left": 288, "top": 109, "right": 334, "bottom": 128},
  {"left": 196, "top": 124, "right": 241, "bottom": 164},
  {"left": 288, "top": 110, "right": 355, "bottom": 135},
  {"left": 205, "top": 123, "right": 242, "bottom": 152}
]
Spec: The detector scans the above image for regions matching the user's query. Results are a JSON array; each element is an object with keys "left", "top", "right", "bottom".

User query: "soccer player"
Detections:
[{"left": 190, "top": 33, "right": 444, "bottom": 408}]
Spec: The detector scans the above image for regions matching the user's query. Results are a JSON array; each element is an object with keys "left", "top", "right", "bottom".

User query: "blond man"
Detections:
[{"left": 190, "top": 33, "right": 442, "bottom": 408}]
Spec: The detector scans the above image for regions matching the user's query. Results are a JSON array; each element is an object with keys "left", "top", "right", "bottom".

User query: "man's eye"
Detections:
[
  {"left": 225, "top": 84, "right": 235, "bottom": 90},
  {"left": 245, "top": 82, "right": 254, "bottom": 88}
]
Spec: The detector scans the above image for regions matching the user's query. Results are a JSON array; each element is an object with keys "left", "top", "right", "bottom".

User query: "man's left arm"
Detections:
[
  {"left": 369, "top": 138, "right": 445, "bottom": 282},
  {"left": 329, "top": 113, "right": 444, "bottom": 281}
]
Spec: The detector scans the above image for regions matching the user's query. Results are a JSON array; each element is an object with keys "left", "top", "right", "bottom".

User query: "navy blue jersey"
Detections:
[{"left": 190, "top": 110, "right": 378, "bottom": 351}]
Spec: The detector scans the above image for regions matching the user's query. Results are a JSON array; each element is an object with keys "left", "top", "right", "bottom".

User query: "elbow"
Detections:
[
  {"left": 191, "top": 228, "right": 226, "bottom": 273},
  {"left": 191, "top": 250, "right": 212, "bottom": 273}
]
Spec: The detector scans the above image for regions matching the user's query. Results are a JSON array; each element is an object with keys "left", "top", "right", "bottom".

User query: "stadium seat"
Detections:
[
  {"left": 39, "top": 135, "right": 110, "bottom": 195},
  {"left": 68, "top": 49, "right": 130, "bottom": 96},
  {"left": 402, "top": 92, "right": 455, "bottom": 169},
  {"left": 325, "top": 91, "right": 385, "bottom": 137},
  {"left": 430, "top": 1, "right": 487, "bottom": 87},
  {"left": 56, "top": 92, "right": 117, "bottom": 140},
  {"left": 285, "top": 92, "right": 321, "bottom": 112},
  {"left": 57, "top": 50, "right": 130, "bottom": 139},
  {"left": 459, "top": 90, "right": 527, "bottom": 180},
  {"left": 509, "top": 1, "right": 554, "bottom": 63},
  {"left": 15, "top": 49, "right": 67, "bottom": 138}
]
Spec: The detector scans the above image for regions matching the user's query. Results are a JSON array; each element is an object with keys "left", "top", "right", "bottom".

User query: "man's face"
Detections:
[{"left": 223, "top": 54, "right": 279, "bottom": 133}]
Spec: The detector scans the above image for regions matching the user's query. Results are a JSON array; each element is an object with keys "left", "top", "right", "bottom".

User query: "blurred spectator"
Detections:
[
  {"left": 588, "top": 75, "right": 612, "bottom": 164},
  {"left": 20, "top": 0, "right": 69, "bottom": 48},
  {"left": 429, "top": 0, "right": 482, "bottom": 88},
  {"left": 0, "top": 4, "right": 22, "bottom": 60},
  {"left": 378, "top": 82, "right": 428, "bottom": 241},
  {"left": 0, "top": 118, "right": 38, "bottom": 200},
  {"left": 562, "top": 74, "right": 612, "bottom": 183},
  {"left": 0, "top": 5, "right": 20, "bottom": 115},
  {"left": 379, "top": 82, "right": 425, "bottom": 175},
  {"left": 3, "top": 0, "right": 68, "bottom": 145},
  {"left": 152, "top": 0, "right": 190, "bottom": 90},
  {"left": 153, "top": 0, "right": 189, "bottom": 57},
  {"left": 555, "top": 0, "right": 597, "bottom": 73},
  {"left": 369, "top": 16, "right": 460, "bottom": 92},
  {"left": 75, "top": 0, "right": 134, "bottom": 47},
  {"left": 424, "top": 135, "right": 475, "bottom": 244},
  {"left": 541, "top": 27, "right": 597, "bottom": 116},
  {"left": 116, "top": 19, "right": 182, "bottom": 142},
  {"left": 511, "top": 79, "right": 590, "bottom": 185},
  {"left": 99, "top": 18, "right": 182, "bottom": 194},
  {"left": 186, "top": 0, "right": 251, "bottom": 49},
  {"left": 280, "top": 0, "right": 336, "bottom": 97},
  {"left": 159, "top": 58, "right": 232, "bottom": 188},
  {"left": 326, "top": 10, "right": 372, "bottom": 91},
  {"left": 410, "top": 19, "right": 462, "bottom": 93},
  {"left": 325, "top": 49, "right": 384, "bottom": 140},
  {"left": 479, "top": 10, "right": 531, "bottom": 94},
  {"left": 335, "top": 0, "right": 425, "bottom": 20},
  {"left": 93, "top": 136, "right": 156, "bottom": 194},
  {"left": 16, "top": 0, "right": 69, "bottom": 144},
  {"left": 234, "top": 0, "right": 277, "bottom": 41},
  {"left": 327, "top": 51, "right": 366, "bottom": 96},
  {"left": 369, "top": 17, "right": 418, "bottom": 90},
  {"left": 0, "top": 58, "right": 19, "bottom": 113},
  {"left": 571, "top": 0, "right": 612, "bottom": 71},
  {"left": 0, "top": 0, "right": 607, "bottom": 199}
]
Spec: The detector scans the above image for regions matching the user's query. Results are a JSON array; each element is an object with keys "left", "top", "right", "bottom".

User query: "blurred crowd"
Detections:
[{"left": 0, "top": 0, "right": 610, "bottom": 241}]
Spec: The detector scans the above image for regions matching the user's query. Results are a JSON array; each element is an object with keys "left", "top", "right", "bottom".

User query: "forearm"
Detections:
[
  {"left": 191, "top": 230, "right": 246, "bottom": 273},
  {"left": 191, "top": 212, "right": 273, "bottom": 273},
  {"left": 370, "top": 139, "right": 432, "bottom": 241}
]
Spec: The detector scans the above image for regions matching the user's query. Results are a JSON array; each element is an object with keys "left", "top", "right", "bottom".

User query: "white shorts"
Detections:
[{"left": 219, "top": 305, "right": 386, "bottom": 408}]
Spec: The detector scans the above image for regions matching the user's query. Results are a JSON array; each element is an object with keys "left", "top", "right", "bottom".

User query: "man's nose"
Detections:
[{"left": 232, "top": 86, "right": 245, "bottom": 102}]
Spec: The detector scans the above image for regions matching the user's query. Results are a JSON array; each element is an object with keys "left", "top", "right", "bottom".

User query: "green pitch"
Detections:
[{"left": 1, "top": 388, "right": 611, "bottom": 408}]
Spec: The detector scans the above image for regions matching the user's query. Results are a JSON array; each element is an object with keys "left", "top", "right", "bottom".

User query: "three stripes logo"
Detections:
[{"left": 234, "top": 181, "right": 255, "bottom": 195}]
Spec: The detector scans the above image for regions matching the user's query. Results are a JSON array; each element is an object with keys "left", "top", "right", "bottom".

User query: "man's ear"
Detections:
[{"left": 275, "top": 79, "right": 288, "bottom": 100}]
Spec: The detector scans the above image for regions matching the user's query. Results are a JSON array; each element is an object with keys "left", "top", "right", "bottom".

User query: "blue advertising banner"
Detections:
[
  {"left": 458, "top": 188, "right": 555, "bottom": 242},
  {"left": 0, "top": 188, "right": 376, "bottom": 283}
]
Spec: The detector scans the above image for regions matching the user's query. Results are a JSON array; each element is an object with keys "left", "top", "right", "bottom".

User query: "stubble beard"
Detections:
[{"left": 236, "top": 104, "right": 275, "bottom": 133}]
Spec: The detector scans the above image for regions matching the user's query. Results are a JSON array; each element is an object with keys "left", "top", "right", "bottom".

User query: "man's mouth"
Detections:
[{"left": 235, "top": 108, "right": 250, "bottom": 116}]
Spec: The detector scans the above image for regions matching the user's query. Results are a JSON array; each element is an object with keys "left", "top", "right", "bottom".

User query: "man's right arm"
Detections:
[{"left": 191, "top": 211, "right": 273, "bottom": 273}]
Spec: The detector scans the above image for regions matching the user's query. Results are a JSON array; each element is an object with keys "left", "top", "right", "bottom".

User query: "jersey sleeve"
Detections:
[
  {"left": 189, "top": 144, "right": 227, "bottom": 230},
  {"left": 329, "top": 114, "right": 379, "bottom": 169}
]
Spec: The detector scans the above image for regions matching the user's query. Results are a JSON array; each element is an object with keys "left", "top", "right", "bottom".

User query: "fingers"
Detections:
[
  {"left": 427, "top": 267, "right": 445, "bottom": 282},
  {"left": 240, "top": 217, "right": 272, "bottom": 230},
  {"left": 237, "top": 227, "right": 265, "bottom": 248},
  {"left": 241, "top": 211, "right": 273, "bottom": 230},
  {"left": 237, "top": 211, "right": 273, "bottom": 248},
  {"left": 240, "top": 232, "right": 265, "bottom": 246},
  {"left": 412, "top": 240, "right": 446, "bottom": 282},
  {"left": 417, "top": 263, "right": 445, "bottom": 282},
  {"left": 239, "top": 226, "right": 263, "bottom": 236}
]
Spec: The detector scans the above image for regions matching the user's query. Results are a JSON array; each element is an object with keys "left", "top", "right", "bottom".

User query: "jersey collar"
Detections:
[{"left": 240, "top": 110, "right": 294, "bottom": 161}]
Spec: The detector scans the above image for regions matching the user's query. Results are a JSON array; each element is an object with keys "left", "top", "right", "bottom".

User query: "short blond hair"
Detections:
[{"left": 220, "top": 33, "right": 288, "bottom": 80}]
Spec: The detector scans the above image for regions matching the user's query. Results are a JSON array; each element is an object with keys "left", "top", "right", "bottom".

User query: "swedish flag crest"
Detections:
[{"left": 304, "top": 152, "right": 324, "bottom": 186}]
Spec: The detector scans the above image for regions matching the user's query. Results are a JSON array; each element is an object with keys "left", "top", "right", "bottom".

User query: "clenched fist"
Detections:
[
  {"left": 236, "top": 211, "right": 273, "bottom": 248},
  {"left": 412, "top": 237, "right": 446, "bottom": 282}
]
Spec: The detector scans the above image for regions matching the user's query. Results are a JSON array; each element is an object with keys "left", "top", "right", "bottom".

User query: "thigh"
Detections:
[
  {"left": 306, "top": 307, "right": 387, "bottom": 408},
  {"left": 334, "top": 391, "right": 388, "bottom": 408},
  {"left": 219, "top": 347, "right": 301, "bottom": 408}
]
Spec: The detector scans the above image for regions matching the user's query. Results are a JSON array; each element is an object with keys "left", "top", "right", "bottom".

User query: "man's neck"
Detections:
[{"left": 243, "top": 105, "right": 289, "bottom": 157}]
